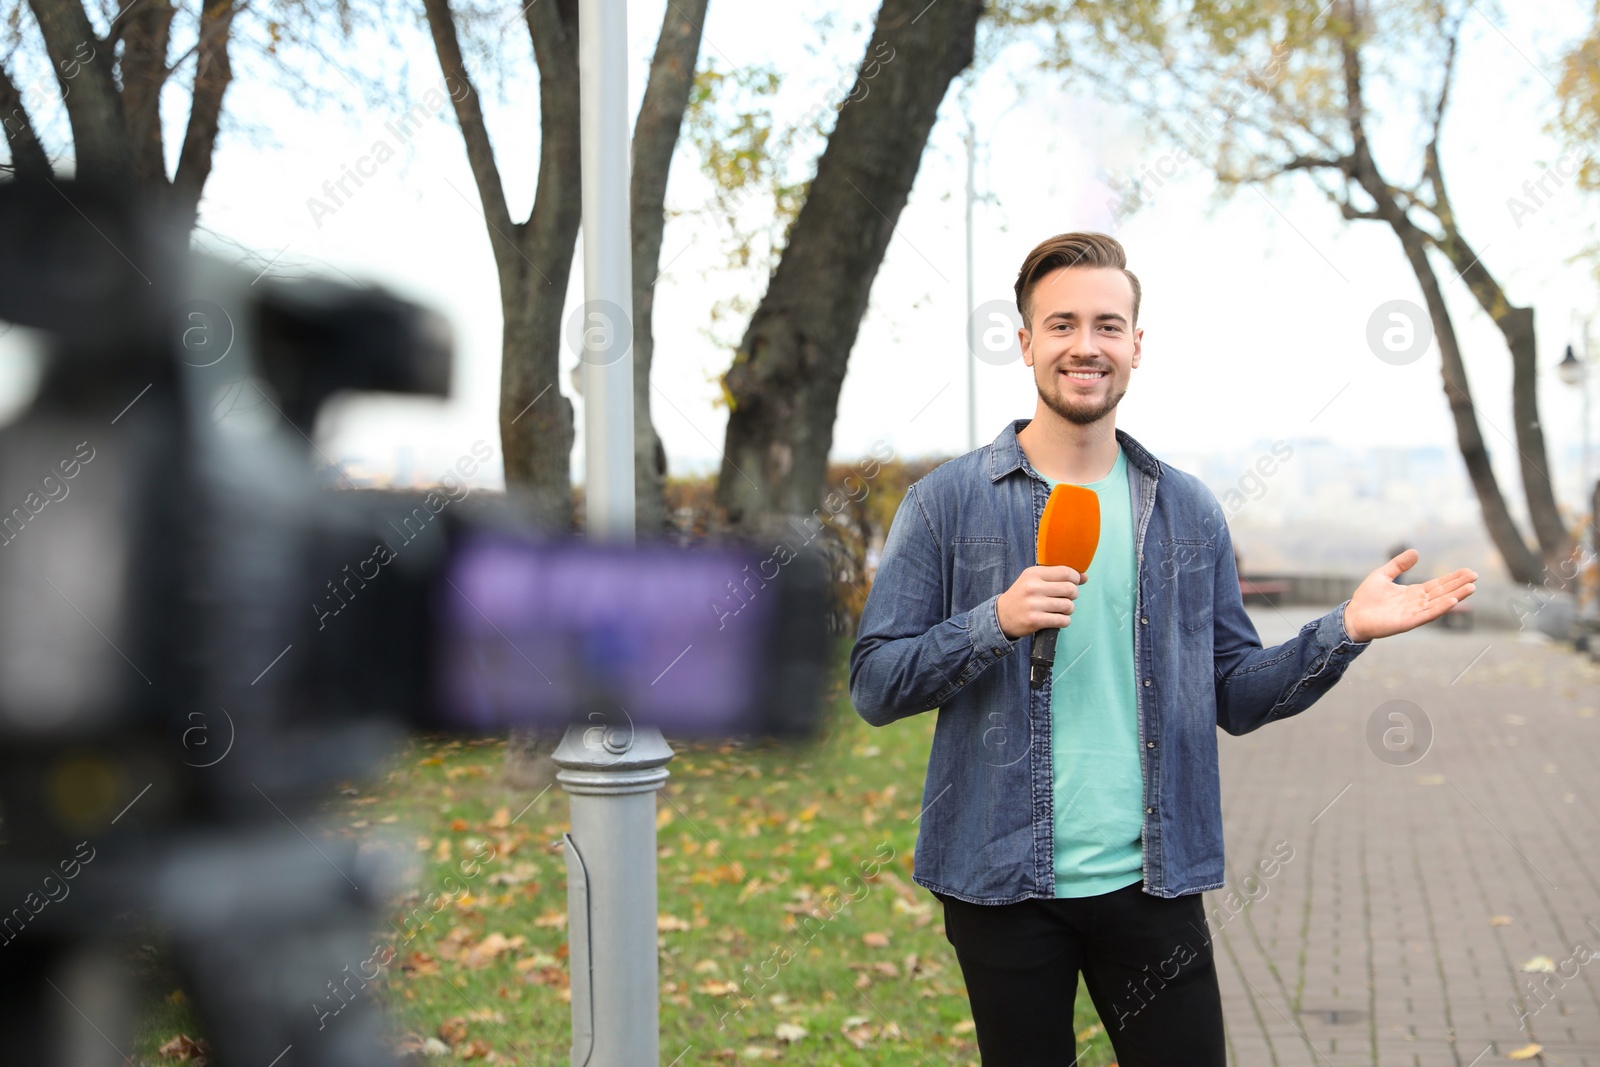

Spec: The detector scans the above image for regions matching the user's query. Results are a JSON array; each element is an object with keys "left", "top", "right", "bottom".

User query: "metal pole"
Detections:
[
  {"left": 965, "top": 113, "right": 977, "bottom": 454},
  {"left": 557, "top": 1, "right": 672, "bottom": 1063}
]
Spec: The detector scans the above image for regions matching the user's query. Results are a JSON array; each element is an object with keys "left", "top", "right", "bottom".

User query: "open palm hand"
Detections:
[{"left": 1343, "top": 549, "right": 1478, "bottom": 643}]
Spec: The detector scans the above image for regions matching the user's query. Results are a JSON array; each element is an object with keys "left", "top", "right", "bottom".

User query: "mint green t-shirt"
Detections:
[{"left": 1043, "top": 444, "right": 1144, "bottom": 897}]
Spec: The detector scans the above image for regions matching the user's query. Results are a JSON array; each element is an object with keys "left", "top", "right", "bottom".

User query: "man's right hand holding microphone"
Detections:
[{"left": 997, "top": 566, "right": 1085, "bottom": 641}]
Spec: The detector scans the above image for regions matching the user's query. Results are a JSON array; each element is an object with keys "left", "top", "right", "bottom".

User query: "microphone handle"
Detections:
[{"left": 1029, "top": 627, "right": 1059, "bottom": 689}]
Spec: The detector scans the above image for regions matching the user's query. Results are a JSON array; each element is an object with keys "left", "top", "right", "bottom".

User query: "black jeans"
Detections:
[{"left": 935, "top": 881, "right": 1226, "bottom": 1066}]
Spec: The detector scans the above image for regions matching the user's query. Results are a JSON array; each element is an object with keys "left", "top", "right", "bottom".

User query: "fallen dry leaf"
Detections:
[
  {"left": 461, "top": 932, "right": 521, "bottom": 969},
  {"left": 697, "top": 979, "right": 742, "bottom": 996},
  {"left": 658, "top": 914, "right": 691, "bottom": 932},
  {"left": 514, "top": 951, "right": 559, "bottom": 973},
  {"left": 486, "top": 862, "right": 538, "bottom": 887},
  {"left": 458, "top": 1038, "right": 495, "bottom": 1060},
  {"left": 156, "top": 1034, "right": 209, "bottom": 1062},
  {"left": 774, "top": 1022, "right": 808, "bottom": 1043},
  {"left": 523, "top": 965, "right": 568, "bottom": 988},
  {"left": 438, "top": 1017, "right": 468, "bottom": 1046},
  {"left": 841, "top": 1020, "right": 878, "bottom": 1051},
  {"left": 1520, "top": 955, "right": 1557, "bottom": 973},
  {"left": 1507, "top": 1043, "right": 1543, "bottom": 1060},
  {"left": 401, "top": 951, "right": 439, "bottom": 977},
  {"left": 1489, "top": 915, "right": 1514, "bottom": 927},
  {"left": 862, "top": 932, "right": 890, "bottom": 948}
]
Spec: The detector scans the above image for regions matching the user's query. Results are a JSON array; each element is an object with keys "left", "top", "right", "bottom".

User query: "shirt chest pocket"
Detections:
[
  {"left": 1158, "top": 537, "right": 1214, "bottom": 632},
  {"left": 951, "top": 538, "right": 1008, "bottom": 616}
]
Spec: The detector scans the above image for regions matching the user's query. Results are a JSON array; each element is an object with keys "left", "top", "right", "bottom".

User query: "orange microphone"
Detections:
[{"left": 1030, "top": 483, "right": 1100, "bottom": 689}]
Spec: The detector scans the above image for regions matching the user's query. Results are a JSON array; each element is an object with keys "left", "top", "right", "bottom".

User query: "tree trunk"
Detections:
[
  {"left": 1386, "top": 216, "right": 1543, "bottom": 586},
  {"left": 1502, "top": 304, "right": 1574, "bottom": 571},
  {"left": 629, "top": 0, "right": 707, "bottom": 536},
  {"left": 1336, "top": 15, "right": 1543, "bottom": 586},
  {"left": 502, "top": 0, "right": 582, "bottom": 520},
  {"left": 1345, "top": 168, "right": 1541, "bottom": 585},
  {"left": 499, "top": 256, "right": 579, "bottom": 529},
  {"left": 1421, "top": 151, "right": 1575, "bottom": 574},
  {"left": 424, "top": 0, "right": 582, "bottom": 525},
  {"left": 715, "top": 0, "right": 984, "bottom": 533}
]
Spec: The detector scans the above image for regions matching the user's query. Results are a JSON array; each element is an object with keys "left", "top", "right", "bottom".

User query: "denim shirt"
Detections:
[{"left": 849, "top": 418, "right": 1372, "bottom": 903}]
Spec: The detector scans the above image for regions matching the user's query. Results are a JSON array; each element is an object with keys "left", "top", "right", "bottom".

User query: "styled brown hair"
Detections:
[{"left": 1014, "top": 232, "right": 1141, "bottom": 329}]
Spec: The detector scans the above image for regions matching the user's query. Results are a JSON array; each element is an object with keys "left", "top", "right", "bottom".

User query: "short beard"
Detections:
[{"left": 1037, "top": 371, "right": 1126, "bottom": 426}]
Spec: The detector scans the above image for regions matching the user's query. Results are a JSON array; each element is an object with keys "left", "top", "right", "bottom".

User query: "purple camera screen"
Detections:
[{"left": 434, "top": 533, "right": 775, "bottom": 735}]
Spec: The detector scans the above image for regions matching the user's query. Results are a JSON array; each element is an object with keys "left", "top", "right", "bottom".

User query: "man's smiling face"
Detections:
[{"left": 1019, "top": 266, "right": 1142, "bottom": 428}]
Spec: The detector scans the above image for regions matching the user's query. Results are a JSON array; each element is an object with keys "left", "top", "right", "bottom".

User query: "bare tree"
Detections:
[{"left": 1011, "top": 0, "right": 1577, "bottom": 586}]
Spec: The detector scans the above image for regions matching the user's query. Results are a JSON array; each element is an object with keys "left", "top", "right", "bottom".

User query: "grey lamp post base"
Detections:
[{"left": 554, "top": 721, "right": 673, "bottom": 1067}]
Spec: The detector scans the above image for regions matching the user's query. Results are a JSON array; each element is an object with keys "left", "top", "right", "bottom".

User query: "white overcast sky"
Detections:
[{"left": 3, "top": 1, "right": 1596, "bottom": 503}]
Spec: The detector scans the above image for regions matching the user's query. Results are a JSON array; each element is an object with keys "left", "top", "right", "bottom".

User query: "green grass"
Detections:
[{"left": 136, "top": 639, "right": 1114, "bottom": 1064}]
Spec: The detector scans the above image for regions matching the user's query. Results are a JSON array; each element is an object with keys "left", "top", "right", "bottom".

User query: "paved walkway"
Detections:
[{"left": 1205, "top": 605, "right": 1600, "bottom": 1066}]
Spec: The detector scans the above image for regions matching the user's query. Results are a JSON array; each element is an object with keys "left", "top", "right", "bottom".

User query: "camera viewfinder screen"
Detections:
[{"left": 434, "top": 533, "right": 777, "bottom": 736}]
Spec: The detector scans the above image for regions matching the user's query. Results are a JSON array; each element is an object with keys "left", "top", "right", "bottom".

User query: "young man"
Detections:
[{"left": 847, "top": 232, "right": 1478, "bottom": 1065}]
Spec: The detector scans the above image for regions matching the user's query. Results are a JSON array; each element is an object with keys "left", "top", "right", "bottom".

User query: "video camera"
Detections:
[{"left": 0, "top": 181, "right": 828, "bottom": 1065}]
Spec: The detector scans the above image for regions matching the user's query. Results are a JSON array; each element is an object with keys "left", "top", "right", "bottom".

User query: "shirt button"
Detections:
[
  {"left": 1143, "top": 679, "right": 1152, "bottom": 687},
  {"left": 1141, "top": 616, "right": 1149, "bottom": 624},
  {"left": 1145, "top": 806, "right": 1154, "bottom": 814},
  {"left": 1147, "top": 741, "right": 1156, "bottom": 748}
]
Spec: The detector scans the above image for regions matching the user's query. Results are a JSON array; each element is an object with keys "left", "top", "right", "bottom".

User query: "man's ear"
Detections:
[
  {"left": 1131, "top": 326, "right": 1142, "bottom": 369},
  {"left": 1019, "top": 326, "right": 1034, "bottom": 367}
]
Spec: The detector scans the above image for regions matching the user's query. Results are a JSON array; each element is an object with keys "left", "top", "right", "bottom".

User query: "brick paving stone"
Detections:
[{"left": 1203, "top": 607, "right": 1600, "bottom": 1066}]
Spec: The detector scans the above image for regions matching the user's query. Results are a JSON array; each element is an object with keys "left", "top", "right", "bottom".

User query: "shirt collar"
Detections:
[{"left": 987, "top": 417, "right": 1162, "bottom": 483}]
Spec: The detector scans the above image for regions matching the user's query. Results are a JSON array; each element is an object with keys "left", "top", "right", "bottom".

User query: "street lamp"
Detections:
[{"left": 1559, "top": 342, "right": 1585, "bottom": 386}]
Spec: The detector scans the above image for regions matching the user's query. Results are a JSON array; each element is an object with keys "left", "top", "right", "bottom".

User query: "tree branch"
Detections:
[
  {"left": 1427, "top": 13, "right": 1460, "bottom": 149},
  {"left": 422, "top": 0, "right": 514, "bottom": 243},
  {"left": 1281, "top": 153, "right": 1351, "bottom": 174},
  {"left": 0, "top": 57, "right": 53, "bottom": 178},
  {"left": 171, "top": 0, "right": 236, "bottom": 228},
  {"left": 520, "top": 0, "right": 580, "bottom": 232},
  {"left": 631, "top": 0, "right": 705, "bottom": 268},
  {"left": 26, "top": 0, "right": 129, "bottom": 182},
  {"left": 118, "top": 0, "right": 175, "bottom": 190},
  {"left": 629, "top": 0, "right": 707, "bottom": 529}
]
